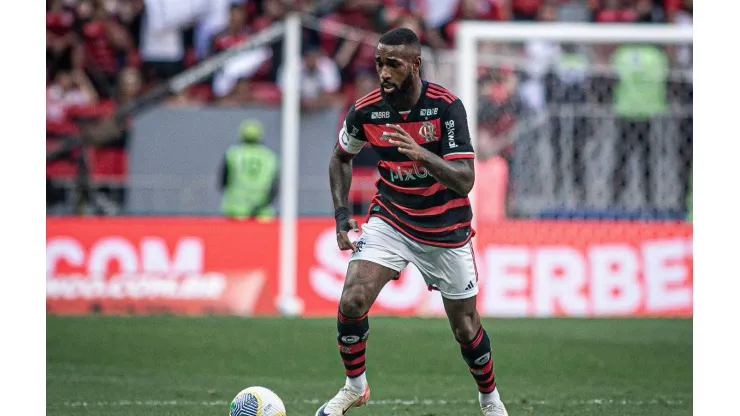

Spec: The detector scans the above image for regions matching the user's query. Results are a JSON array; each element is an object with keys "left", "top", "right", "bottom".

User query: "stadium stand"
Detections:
[{"left": 47, "top": 0, "right": 692, "bottom": 218}]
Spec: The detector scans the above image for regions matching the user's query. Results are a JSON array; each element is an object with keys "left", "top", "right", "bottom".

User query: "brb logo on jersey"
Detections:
[
  {"left": 371, "top": 111, "right": 390, "bottom": 120},
  {"left": 418, "top": 121, "right": 439, "bottom": 142}
]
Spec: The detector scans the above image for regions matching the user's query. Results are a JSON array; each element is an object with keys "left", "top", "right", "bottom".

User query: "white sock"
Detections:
[
  {"left": 479, "top": 388, "right": 501, "bottom": 406},
  {"left": 345, "top": 373, "right": 367, "bottom": 392}
]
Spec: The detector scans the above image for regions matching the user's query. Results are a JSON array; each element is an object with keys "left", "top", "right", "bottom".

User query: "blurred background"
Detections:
[{"left": 46, "top": 0, "right": 692, "bottom": 318}]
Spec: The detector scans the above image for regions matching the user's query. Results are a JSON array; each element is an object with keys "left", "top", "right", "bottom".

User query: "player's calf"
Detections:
[
  {"left": 334, "top": 260, "right": 397, "bottom": 394},
  {"left": 444, "top": 297, "right": 502, "bottom": 405},
  {"left": 459, "top": 325, "right": 508, "bottom": 415},
  {"left": 337, "top": 310, "right": 369, "bottom": 391},
  {"left": 459, "top": 326, "right": 497, "bottom": 397}
]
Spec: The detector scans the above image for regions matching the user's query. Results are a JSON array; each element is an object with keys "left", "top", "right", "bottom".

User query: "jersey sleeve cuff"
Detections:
[{"left": 443, "top": 152, "right": 475, "bottom": 161}]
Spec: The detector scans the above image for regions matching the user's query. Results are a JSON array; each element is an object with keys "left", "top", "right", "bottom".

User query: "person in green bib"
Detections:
[
  {"left": 219, "top": 119, "right": 279, "bottom": 220},
  {"left": 611, "top": 43, "right": 669, "bottom": 208}
]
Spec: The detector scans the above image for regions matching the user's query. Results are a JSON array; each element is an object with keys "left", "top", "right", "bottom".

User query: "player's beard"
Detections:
[{"left": 380, "top": 71, "right": 414, "bottom": 110}]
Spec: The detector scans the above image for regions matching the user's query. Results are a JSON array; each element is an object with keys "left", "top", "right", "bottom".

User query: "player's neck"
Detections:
[{"left": 392, "top": 78, "right": 423, "bottom": 112}]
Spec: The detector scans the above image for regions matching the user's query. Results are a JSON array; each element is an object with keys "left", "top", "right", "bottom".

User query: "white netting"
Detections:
[{"left": 446, "top": 26, "right": 692, "bottom": 219}]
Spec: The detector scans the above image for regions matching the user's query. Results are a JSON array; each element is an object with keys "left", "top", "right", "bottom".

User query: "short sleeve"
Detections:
[
  {"left": 441, "top": 99, "right": 475, "bottom": 161},
  {"left": 337, "top": 105, "right": 367, "bottom": 155}
]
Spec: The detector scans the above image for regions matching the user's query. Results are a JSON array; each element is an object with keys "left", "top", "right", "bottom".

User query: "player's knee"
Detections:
[
  {"left": 451, "top": 310, "right": 481, "bottom": 344},
  {"left": 339, "top": 289, "right": 371, "bottom": 318}
]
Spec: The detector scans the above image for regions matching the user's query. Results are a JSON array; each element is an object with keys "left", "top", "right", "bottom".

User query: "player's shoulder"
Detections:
[
  {"left": 349, "top": 88, "right": 386, "bottom": 123},
  {"left": 353, "top": 88, "right": 382, "bottom": 112},
  {"left": 424, "top": 81, "right": 460, "bottom": 108}
]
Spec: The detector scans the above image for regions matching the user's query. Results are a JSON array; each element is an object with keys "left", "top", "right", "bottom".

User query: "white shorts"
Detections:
[{"left": 349, "top": 216, "right": 479, "bottom": 300}]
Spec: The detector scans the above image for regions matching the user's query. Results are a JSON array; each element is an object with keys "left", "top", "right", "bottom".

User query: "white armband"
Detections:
[{"left": 338, "top": 121, "right": 365, "bottom": 154}]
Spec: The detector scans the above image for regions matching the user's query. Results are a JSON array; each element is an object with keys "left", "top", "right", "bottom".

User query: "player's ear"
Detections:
[{"left": 414, "top": 55, "right": 422, "bottom": 74}]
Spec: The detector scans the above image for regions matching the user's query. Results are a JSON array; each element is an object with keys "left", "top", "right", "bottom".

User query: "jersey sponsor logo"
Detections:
[
  {"left": 371, "top": 111, "right": 390, "bottom": 120},
  {"left": 420, "top": 108, "right": 438, "bottom": 117},
  {"left": 388, "top": 163, "right": 430, "bottom": 183},
  {"left": 445, "top": 120, "right": 457, "bottom": 148},
  {"left": 418, "top": 121, "right": 439, "bottom": 142}
]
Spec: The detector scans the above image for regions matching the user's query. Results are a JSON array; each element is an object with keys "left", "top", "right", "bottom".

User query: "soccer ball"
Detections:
[{"left": 230, "top": 386, "right": 286, "bottom": 416}]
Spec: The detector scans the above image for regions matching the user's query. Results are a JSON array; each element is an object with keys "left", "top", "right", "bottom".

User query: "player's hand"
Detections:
[
  {"left": 337, "top": 218, "right": 360, "bottom": 252},
  {"left": 335, "top": 207, "right": 360, "bottom": 252},
  {"left": 384, "top": 124, "right": 429, "bottom": 161}
]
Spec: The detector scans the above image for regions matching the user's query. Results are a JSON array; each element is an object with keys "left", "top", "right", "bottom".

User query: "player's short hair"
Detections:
[{"left": 378, "top": 28, "right": 421, "bottom": 54}]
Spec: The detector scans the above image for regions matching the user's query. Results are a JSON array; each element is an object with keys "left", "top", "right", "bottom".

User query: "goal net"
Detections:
[{"left": 452, "top": 23, "right": 693, "bottom": 220}]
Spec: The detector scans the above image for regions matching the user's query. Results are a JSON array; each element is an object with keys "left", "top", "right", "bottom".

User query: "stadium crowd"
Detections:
[
  {"left": 47, "top": 0, "right": 691, "bottom": 117},
  {"left": 46, "top": 0, "right": 692, "bottom": 217}
]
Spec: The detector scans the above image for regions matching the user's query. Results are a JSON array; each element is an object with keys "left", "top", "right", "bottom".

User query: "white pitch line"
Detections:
[{"left": 59, "top": 398, "right": 685, "bottom": 407}]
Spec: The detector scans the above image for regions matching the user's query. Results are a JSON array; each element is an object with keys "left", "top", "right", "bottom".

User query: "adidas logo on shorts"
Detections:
[{"left": 464, "top": 281, "right": 475, "bottom": 291}]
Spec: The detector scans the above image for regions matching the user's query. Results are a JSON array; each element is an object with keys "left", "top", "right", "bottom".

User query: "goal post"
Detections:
[
  {"left": 455, "top": 22, "right": 693, "bottom": 222},
  {"left": 276, "top": 13, "right": 304, "bottom": 317}
]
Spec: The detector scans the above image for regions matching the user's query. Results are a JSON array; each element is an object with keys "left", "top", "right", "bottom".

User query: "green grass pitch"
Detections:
[{"left": 47, "top": 316, "right": 691, "bottom": 416}]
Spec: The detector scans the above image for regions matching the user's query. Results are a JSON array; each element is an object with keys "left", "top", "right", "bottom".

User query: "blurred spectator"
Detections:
[
  {"left": 441, "top": 0, "right": 509, "bottom": 46},
  {"left": 393, "top": 13, "right": 426, "bottom": 42},
  {"left": 548, "top": 43, "right": 591, "bottom": 203},
  {"left": 166, "top": 89, "right": 201, "bottom": 107},
  {"left": 117, "top": 0, "right": 144, "bottom": 45},
  {"left": 251, "top": 0, "right": 291, "bottom": 82},
  {"left": 672, "top": 0, "right": 692, "bottom": 25},
  {"left": 329, "top": 3, "right": 383, "bottom": 81},
  {"left": 421, "top": 0, "right": 461, "bottom": 49},
  {"left": 212, "top": 46, "right": 273, "bottom": 98},
  {"left": 47, "top": 0, "right": 83, "bottom": 81},
  {"left": 83, "top": 66, "right": 142, "bottom": 150},
  {"left": 218, "top": 77, "right": 274, "bottom": 106},
  {"left": 192, "top": 0, "right": 232, "bottom": 60},
  {"left": 519, "top": 2, "right": 560, "bottom": 112},
  {"left": 592, "top": 0, "right": 636, "bottom": 22},
  {"left": 279, "top": 45, "right": 343, "bottom": 111},
  {"left": 47, "top": 70, "right": 99, "bottom": 123},
  {"left": 611, "top": 43, "right": 669, "bottom": 208},
  {"left": 477, "top": 67, "right": 518, "bottom": 161},
  {"left": 211, "top": 4, "right": 251, "bottom": 54},
  {"left": 512, "top": 0, "right": 544, "bottom": 21},
  {"left": 220, "top": 119, "right": 279, "bottom": 220},
  {"left": 117, "top": 66, "right": 143, "bottom": 106},
  {"left": 633, "top": 0, "right": 665, "bottom": 23},
  {"left": 670, "top": 0, "right": 692, "bottom": 211},
  {"left": 77, "top": 0, "right": 134, "bottom": 97},
  {"left": 139, "top": 0, "right": 186, "bottom": 84},
  {"left": 354, "top": 69, "right": 378, "bottom": 99},
  {"left": 591, "top": 0, "right": 666, "bottom": 23}
]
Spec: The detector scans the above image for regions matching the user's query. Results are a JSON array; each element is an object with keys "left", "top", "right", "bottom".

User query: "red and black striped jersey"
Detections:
[{"left": 337, "top": 81, "right": 475, "bottom": 247}]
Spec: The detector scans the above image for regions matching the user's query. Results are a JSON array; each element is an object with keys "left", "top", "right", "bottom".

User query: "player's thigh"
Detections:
[
  {"left": 414, "top": 242, "right": 479, "bottom": 300},
  {"left": 341, "top": 218, "right": 410, "bottom": 314}
]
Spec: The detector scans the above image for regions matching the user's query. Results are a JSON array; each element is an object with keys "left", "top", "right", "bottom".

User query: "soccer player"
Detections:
[{"left": 317, "top": 28, "right": 509, "bottom": 416}]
